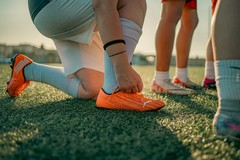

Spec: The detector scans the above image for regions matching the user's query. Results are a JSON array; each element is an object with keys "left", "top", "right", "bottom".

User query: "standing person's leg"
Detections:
[
  {"left": 202, "top": 0, "right": 218, "bottom": 89},
  {"left": 212, "top": 0, "right": 240, "bottom": 139},
  {"left": 203, "top": 39, "right": 216, "bottom": 89},
  {"left": 151, "top": 0, "right": 194, "bottom": 95},
  {"left": 173, "top": 1, "right": 199, "bottom": 89}
]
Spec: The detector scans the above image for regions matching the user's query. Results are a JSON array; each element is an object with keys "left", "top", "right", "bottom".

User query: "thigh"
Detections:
[
  {"left": 161, "top": 0, "right": 185, "bottom": 21},
  {"left": 117, "top": 0, "right": 147, "bottom": 27},
  {"left": 181, "top": 7, "right": 198, "bottom": 29},
  {"left": 33, "top": 0, "right": 95, "bottom": 39}
]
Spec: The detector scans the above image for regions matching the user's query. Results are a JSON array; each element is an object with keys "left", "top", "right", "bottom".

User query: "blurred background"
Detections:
[{"left": 0, "top": 0, "right": 212, "bottom": 65}]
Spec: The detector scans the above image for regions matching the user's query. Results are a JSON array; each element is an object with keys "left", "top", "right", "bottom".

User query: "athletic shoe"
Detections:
[
  {"left": 213, "top": 112, "right": 240, "bottom": 140},
  {"left": 172, "top": 77, "right": 198, "bottom": 89},
  {"left": 96, "top": 88, "right": 165, "bottom": 112},
  {"left": 151, "top": 79, "right": 195, "bottom": 95},
  {"left": 6, "top": 54, "right": 32, "bottom": 96},
  {"left": 202, "top": 77, "right": 216, "bottom": 89}
]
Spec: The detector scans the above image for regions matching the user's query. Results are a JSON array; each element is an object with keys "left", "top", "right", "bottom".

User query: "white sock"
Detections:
[
  {"left": 24, "top": 62, "right": 80, "bottom": 98},
  {"left": 205, "top": 61, "right": 215, "bottom": 79},
  {"left": 215, "top": 60, "right": 240, "bottom": 113},
  {"left": 175, "top": 67, "right": 188, "bottom": 82},
  {"left": 102, "top": 18, "right": 142, "bottom": 94},
  {"left": 120, "top": 18, "right": 142, "bottom": 62},
  {"left": 153, "top": 71, "right": 170, "bottom": 85}
]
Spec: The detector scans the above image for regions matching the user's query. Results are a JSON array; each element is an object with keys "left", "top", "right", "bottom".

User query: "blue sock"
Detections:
[
  {"left": 102, "top": 52, "right": 119, "bottom": 94},
  {"left": 24, "top": 62, "right": 80, "bottom": 98}
]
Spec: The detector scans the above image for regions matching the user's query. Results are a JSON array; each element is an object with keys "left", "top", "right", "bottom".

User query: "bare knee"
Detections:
[
  {"left": 77, "top": 84, "right": 101, "bottom": 100},
  {"left": 191, "top": 16, "right": 199, "bottom": 30},
  {"left": 181, "top": 9, "right": 199, "bottom": 32},
  {"left": 161, "top": 10, "right": 182, "bottom": 26}
]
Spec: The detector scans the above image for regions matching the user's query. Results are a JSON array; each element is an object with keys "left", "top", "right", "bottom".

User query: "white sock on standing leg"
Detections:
[{"left": 215, "top": 60, "right": 240, "bottom": 113}]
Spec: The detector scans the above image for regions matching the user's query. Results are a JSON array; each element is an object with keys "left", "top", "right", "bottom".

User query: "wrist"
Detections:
[{"left": 110, "top": 53, "right": 129, "bottom": 68}]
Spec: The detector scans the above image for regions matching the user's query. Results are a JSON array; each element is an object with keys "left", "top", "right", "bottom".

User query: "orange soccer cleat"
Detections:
[
  {"left": 6, "top": 54, "right": 33, "bottom": 97},
  {"left": 172, "top": 77, "right": 198, "bottom": 89},
  {"left": 96, "top": 88, "right": 165, "bottom": 112}
]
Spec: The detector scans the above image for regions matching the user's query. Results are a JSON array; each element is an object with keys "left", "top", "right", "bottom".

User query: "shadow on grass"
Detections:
[
  {"left": 161, "top": 88, "right": 218, "bottom": 118},
  {"left": 0, "top": 97, "right": 192, "bottom": 160}
]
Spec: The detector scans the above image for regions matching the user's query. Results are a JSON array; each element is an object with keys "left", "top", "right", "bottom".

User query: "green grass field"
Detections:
[{"left": 0, "top": 64, "right": 239, "bottom": 160}]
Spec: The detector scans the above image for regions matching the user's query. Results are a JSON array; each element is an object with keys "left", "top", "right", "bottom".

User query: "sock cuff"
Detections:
[
  {"left": 67, "top": 77, "right": 80, "bottom": 98},
  {"left": 154, "top": 71, "right": 170, "bottom": 81},
  {"left": 120, "top": 18, "right": 142, "bottom": 42},
  {"left": 215, "top": 60, "right": 240, "bottom": 68},
  {"left": 215, "top": 60, "right": 240, "bottom": 76},
  {"left": 175, "top": 67, "right": 188, "bottom": 80},
  {"left": 176, "top": 67, "right": 188, "bottom": 73},
  {"left": 205, "top": 61, "right": 214, "bottom": 68}
]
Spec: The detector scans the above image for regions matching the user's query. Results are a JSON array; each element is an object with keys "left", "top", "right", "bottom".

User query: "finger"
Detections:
[
  {"left": 137, "top": 75, "right": 143, "bottom": 92},
  {"left": 137, "top": 81, "right": 143, "bottom": 93},
  {"left": 126, "top": 89, "right": 132, "bottom": 93},
  {"left": 121, "top": 88, "right": 126, "bottom": 93},
  {"left": 132, "top": 87, "right": 138, "bottom": 93}
]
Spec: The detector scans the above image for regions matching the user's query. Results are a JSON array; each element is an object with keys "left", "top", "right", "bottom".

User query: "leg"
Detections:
[
  {"left": 155, "top": 0, "right": 185, "bottom": 72},
  {"left": 151, "top": 0, "right": 195, "bottom": 95},
  {"left": 212, "top": 0, "right": 240, "bottom": 139},
  {"left": 24, "top": 34, "right": 104, "bottom": 100},
  {"left": 203, "top": 0, "right": 218, "bottom": 89},
  {"left": 202, "top": 38, "right": 216, "bottom": 89},
  {"left": 53, "top": 35, "right": 104, "bottom": 99},
  {"left": 173, "top": 6, "right": 198, "bottom": 89},
  {"left": 74, "top": 68, "right": 103, "bottom": 99},
  {"left": 176, "top": 7, "right": 198, "bottom": 69},
  {"left": 92, "top": 0, "right": 145, "bottom": 93},
  {"left": 102, "top": 0, "right": 145, "bottom": 94},
  {"left": 94, "top": 0, "right": 165, "bottom": 111}
]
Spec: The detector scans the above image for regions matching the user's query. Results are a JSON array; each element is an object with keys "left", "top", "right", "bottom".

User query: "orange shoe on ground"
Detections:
[
  {"left": 96, "top": 88, "right": 165, "bottom": 112},
  {"left": 6, "top": 54, "right": 33, "bottom": 97},
  {"left": 172, "top": 77, "right": 198, "bottom": 89}
]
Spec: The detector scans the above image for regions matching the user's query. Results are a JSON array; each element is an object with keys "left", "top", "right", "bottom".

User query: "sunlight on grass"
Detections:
[{"left": 0, "top": 122, "right": 39, "bottom": 156}]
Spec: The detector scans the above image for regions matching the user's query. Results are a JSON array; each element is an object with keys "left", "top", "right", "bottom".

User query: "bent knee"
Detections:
[{"left": 77, "top": 84, "right": 101, "bottom": 100}]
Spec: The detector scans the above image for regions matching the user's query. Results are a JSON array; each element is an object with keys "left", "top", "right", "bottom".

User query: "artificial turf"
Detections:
[{"left": 0, "top": 64, "right": 239, "bottom": 160}]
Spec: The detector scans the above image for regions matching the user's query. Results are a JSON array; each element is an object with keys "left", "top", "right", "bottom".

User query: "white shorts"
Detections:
[{"left": 53, "top": 32, "right": 104, "bottom": 77}]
